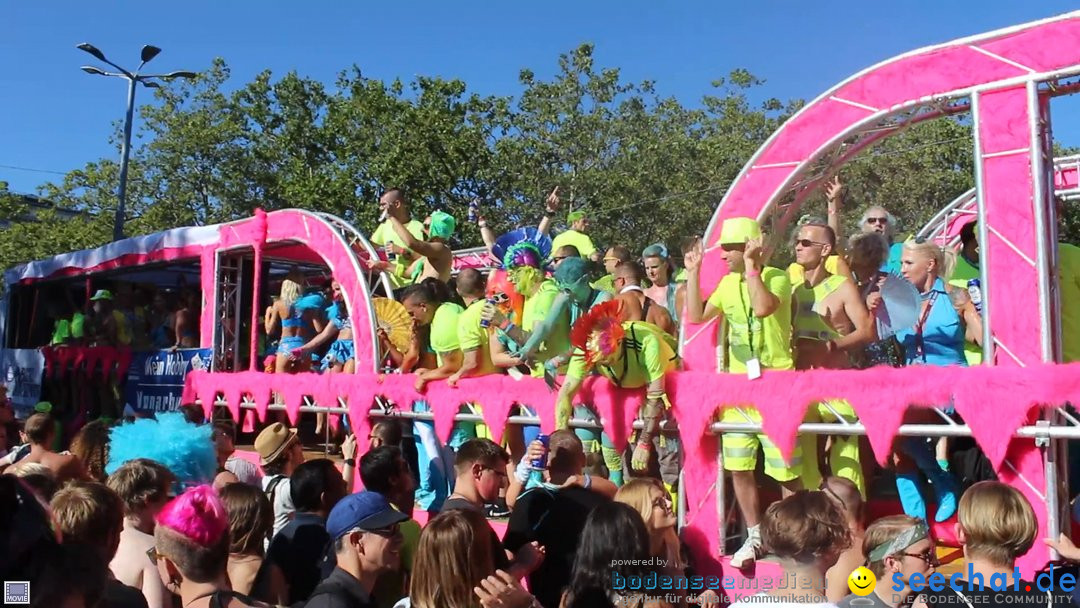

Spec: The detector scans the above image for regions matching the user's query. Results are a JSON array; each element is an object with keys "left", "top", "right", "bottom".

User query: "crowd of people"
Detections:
[
  {"left": 2, "top": 408, "right": 1076, "bottom": 607},
  {"left": 3, "top": 179, "right": 1080, "bottom": 608}
]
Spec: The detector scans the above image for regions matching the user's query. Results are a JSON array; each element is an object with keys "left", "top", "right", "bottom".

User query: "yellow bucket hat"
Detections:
[{"left": 718, "top": 217, "right": 761, "bottom": 246}]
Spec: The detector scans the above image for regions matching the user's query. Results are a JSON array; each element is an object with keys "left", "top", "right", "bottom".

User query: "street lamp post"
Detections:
[{"left": 77, "top": 43, "right": 197, "bottom": 241}]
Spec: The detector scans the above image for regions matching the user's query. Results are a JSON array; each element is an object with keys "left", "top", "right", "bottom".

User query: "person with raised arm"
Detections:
[
  {"left": 684, "top": 217, "right": 803, "bottom": 570},
  {"left": 377, "top": 189, "right": 455, "bottom": 283},
  {"left": 538, "top": 187, "right": 598, "bottom": 260},
  {"left": 791, "top": 219, "right": 876, "bottom": 496}
]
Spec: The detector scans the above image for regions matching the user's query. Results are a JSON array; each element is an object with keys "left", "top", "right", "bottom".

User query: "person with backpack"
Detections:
[{"left": 256, "top": 423, "right": 305, "bottom": 540}]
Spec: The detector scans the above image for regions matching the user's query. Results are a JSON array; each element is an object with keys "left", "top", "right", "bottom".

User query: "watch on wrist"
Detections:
[{"left": 344, "top": 458, "right": 356, "bottom": 467}]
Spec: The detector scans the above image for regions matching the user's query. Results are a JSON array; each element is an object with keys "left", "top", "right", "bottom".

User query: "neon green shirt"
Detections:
[
  {"left": 551, "top": 230, "right": 596, "bottom": 257},
  {"left": 787, "top": 256, "right": 840, "bottom": 285},
  {"left": 71, "top": 312, "right": 85, "bottom": 339},
  {"left": 1060, "top": 243, "right": 1080, "bottom": 363},
  {"left": 457, "top": 299, "right": 489, "bottom": 352},
  {"left": 371, "top": 219, "right": 426, "bottom": 288},
  {"left": 522, "top": 280, "right": 571, "bottom": 368},
  {"left": 707, "top": 267, "right": 794, "bottom": 372},
  {"left": 592, "top": 274, "right": 616, "bottom": 294},
  {"left": 429, "top": 302, "right": 464, "bottom": 366},
  {"left": 792, "top": 274, "right": 848, "bottom": 342},
  {"left": 566, "top": 322, "right": 678, "bottom": 387},
  {"left": 948, "top": 254, "right": 983, "bottom": 365}
]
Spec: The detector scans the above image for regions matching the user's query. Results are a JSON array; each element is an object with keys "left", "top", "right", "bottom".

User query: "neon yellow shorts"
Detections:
[{"left": 720, "top": 406, "right": 802, "bottom": 482}]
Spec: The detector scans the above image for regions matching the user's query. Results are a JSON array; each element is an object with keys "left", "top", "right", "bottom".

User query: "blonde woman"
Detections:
[
  {"left": 837, "top": 515, "right": 936, "bottom": 608},
  {"left": 265, "top": 270, "right": 308, "bottom": 373},
  {"left": 615, "top": 479, "right": 720, "bottom": 608},
  {"left": 891, "top": 239, "right": 983, "bottom": 524}
]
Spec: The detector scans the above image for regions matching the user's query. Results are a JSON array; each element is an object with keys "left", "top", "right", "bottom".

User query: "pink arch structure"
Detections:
[{"left": 175, "top": 11, "right": 1080, "bottom": 586}]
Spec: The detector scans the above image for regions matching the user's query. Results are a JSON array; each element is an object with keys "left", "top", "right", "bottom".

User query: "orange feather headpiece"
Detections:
[{"left": 570, "top": 300, "right": 626, "bottom": 368}]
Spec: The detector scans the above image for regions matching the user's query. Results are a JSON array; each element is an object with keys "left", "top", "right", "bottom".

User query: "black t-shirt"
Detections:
[
  {"left": 266, "top": 512, "right": 331, "bottom": 604},
  {"left": 922, "top": 579, "right": 1078, "bottom": 608},
  {"left": 503, "top": 485, "right": 610, "bottom": 608},
  {"left": 102, "top": 579, "right": 149, "bottom": 608},
  {"left": 440, "top": 497, "right": 511, "bottom": 571}
]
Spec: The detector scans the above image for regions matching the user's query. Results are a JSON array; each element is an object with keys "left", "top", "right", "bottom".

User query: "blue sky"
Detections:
[{"left": 3, "top": 1, "right": 1079, "bottom": 195}]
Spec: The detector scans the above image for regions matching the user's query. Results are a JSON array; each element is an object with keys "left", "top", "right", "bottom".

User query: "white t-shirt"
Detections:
[
  {"left": 728, "top": 595, "right": 838, "bottom": 608},
  {"left": 260, "top": 474, "right": 294, "bottom": 539}
]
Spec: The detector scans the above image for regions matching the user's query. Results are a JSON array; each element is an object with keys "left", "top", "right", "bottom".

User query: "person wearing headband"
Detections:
[{"left": 837, "top": 516, "right": 934, "bottom": 608}]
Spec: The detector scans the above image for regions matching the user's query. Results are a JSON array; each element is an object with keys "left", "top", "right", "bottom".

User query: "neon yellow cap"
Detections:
[{"left": 718, "top": 217, "right": 761, "bottom": 245}]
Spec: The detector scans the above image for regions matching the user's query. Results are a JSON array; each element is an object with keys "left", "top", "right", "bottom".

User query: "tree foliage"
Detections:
[{"left": 9, "top": 43, "right": 1037, "bottom": 272}]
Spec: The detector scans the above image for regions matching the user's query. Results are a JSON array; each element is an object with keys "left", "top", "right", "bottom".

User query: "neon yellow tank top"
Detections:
[{"left": 793, "top": 274, "right": 847, "bottom": 342}]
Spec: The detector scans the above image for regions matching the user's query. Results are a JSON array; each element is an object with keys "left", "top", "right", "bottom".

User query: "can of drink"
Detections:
[
  {"left": 967, "top": 278, "right": 983, "bottom": 314},
  {"left": 467, "top": 200, "right": 480, "bottom": 224},
  {"left": 384, "top": 243, "right": 395, "bottom": 261},
  {"left": 479, "top": 297, "right": 496, "bottom": 328},
  {"left": 530, "top": 434, "right": 550, "bottom": 470}
]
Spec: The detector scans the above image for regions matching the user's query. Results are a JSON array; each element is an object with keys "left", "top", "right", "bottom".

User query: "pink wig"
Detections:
[{"left": 156, "top": 485, "right": 229, "bottom": 547}]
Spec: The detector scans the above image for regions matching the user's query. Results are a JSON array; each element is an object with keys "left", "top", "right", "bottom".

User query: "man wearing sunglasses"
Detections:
[
  {"left": 684, "top": 217, "right": 802, "bottom": 570},
  {"left": 307, "top": 491, "right": 409, "bottom": 608},
  {"left": 791, "top": 221, "right": 876, "bottom": 497},
  {"left": 857, "top": 205, "right": 904, "bottom": 274}
]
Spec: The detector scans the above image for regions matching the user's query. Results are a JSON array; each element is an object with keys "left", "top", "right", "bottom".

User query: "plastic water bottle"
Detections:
[
  {"left": 967, "top": 278, "right": 983, "bottom": 314},
  {"left": 531, "top": 434, "right": 550, "bottom": 470}
]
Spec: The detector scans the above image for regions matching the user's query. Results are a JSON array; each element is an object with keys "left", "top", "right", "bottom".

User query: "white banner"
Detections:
[{"left": 0, "top": 348, "right": 44, "bottom": 418}]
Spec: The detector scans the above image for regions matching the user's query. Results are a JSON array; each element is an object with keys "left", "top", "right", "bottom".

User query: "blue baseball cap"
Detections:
[{"left": 326, "top": 491, "right": 408, "bottom": 541}]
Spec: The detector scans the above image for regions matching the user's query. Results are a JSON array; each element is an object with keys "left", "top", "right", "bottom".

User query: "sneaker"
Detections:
[
  {"left": 730, "top": 526, "right": 763, "bottom": 569},
  {"left": 484, "top": 499, "right": 511, "bottom": 519}
]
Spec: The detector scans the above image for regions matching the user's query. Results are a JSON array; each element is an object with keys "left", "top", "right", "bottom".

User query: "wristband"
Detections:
[
  {"left": 344, "top": 458, "right": 356, "bottom": 467},
  {"left": 515, "top": 458, "right": 531, "bottom": 484},
  {"left": 745, "top": 270, "right": 761, "bottom": 278}
]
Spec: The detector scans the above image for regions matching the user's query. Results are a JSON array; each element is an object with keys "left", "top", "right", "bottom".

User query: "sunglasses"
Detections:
[
  {"left": 490, "top": 292, "right": 510, "bottom": 304},
  {"left": 146, "top": 546, "right": 164, "bottom": 565},
  {"left": 552, "top": 256, "right": 568, "bottom": 263},
  {"left": 652, "top": 496, "right": 670, "bottom": 510},
  {"left": 361, "top": 523, "right": 401, "bottom": 538},
  {"left": 899, "top": 548, "right": 939, "bottom": 567},
  {"left": 865, "top": 217, "right": 889, "bottom": 225},
  {"left": 794, "top": 239, "right": 828, "bottom": 248}
]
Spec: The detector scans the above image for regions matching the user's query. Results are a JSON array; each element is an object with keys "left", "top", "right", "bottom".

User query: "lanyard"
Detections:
[
  {"left": 914, "top": 290, "right": 940, "bottom": 362},
  {"left": 736, "top": 275, "right": 758, "bottom": 358}
]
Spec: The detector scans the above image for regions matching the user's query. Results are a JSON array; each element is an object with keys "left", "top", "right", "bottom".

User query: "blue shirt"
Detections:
[
  {"left": 896, "top": 278, "right": 966, "bottom": 367},
  {"left": 882, "top": 241, "right": 903, "bottom": 274}
]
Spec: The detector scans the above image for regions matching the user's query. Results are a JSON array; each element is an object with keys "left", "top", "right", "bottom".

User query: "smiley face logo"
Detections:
[{"left": 848, "top": 566, "right": 876, "bottom": 596}]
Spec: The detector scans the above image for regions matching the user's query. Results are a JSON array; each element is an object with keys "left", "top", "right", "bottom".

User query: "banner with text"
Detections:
[
  {"left": 0, "top": 349, "right": 45, "bottom": 418},
  {"left": 124, "top": 349, "right": 211, "bottom": 413}
]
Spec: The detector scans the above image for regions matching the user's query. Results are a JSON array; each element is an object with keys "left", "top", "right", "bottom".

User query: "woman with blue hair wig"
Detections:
[
  {"left": 641, "top": 243, "right": 684, "bottom": 328},
  {"left": 106, "top": 412, "right": 218, "bottom": 491}
]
